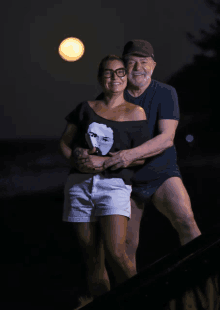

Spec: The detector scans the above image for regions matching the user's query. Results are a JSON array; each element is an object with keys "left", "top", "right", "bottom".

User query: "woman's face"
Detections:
[{"left": 101, "top": 60, "right": 127, "bottom": 94}]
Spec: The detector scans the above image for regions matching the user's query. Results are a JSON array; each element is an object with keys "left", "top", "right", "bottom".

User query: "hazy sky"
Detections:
[{"left": 1, "top": 0, "right": 216, "bottom": 139}]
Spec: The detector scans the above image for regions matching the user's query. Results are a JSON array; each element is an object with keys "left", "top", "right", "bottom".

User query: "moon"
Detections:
[{"left": 58, "top": 37, "right": 85, "bottom": 62}]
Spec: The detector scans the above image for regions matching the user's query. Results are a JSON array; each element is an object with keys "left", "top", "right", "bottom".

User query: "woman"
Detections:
[{"left": 60, "top": 55, "right": 150, "bottom": 308}]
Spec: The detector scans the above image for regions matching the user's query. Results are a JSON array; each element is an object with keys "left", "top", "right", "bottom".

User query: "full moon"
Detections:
[{"left": 58, "top": 37, "right": 85, "bottom": 62}]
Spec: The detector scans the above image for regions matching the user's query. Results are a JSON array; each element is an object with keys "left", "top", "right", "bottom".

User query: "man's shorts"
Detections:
[
  {"left": 62, "top": 173, "right": 132, "bottom": 223},
  {"left": 131, "top": 168, "right": 183, "bottom": 204}
]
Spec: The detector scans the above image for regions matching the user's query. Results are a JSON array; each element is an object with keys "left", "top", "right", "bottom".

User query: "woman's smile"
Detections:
[{"left": 110, "top": 82, "right": 121, "bottom": 85}]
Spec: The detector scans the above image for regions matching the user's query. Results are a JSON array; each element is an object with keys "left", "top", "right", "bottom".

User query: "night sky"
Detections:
[
  {"left": 2, "top": 2, "right": 220, "bottom": 307},
  {"left": 1, "top": 0, "right": 215, "bottom": 139}
]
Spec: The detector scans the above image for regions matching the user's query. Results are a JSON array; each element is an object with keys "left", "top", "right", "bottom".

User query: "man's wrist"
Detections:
[
  {"left": 129, "top": 159, "right": 145, "bottom": 167},
  {"left": 129, "top": 148, "right": 142, "bottom": 162}
]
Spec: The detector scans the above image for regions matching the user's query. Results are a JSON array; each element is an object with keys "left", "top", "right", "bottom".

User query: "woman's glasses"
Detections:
[{"left": 103, "top": 68, "right": 126, "bottom": 78}]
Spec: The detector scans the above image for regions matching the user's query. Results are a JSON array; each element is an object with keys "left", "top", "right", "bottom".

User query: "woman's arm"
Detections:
[{"left": 60, "top": 123, "right": 78, "bottom": 167}]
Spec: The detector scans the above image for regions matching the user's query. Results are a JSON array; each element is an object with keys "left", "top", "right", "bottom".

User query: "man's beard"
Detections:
[{"left": 128, "top": 73, "right": 151, "bottom": 88}]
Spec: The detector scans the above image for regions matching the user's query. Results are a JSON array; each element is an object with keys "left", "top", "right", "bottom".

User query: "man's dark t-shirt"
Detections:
[{"left": 96, "top": 79, "right": 182, "bottom": 198}]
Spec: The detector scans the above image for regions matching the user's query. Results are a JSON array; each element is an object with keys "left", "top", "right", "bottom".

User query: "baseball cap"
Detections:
[{"left": 122, "top": 39, "right": 154, "bottom": 59}]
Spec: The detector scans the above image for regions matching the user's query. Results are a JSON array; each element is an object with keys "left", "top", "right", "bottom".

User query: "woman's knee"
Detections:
[
  {"left": 72, "top": 222, "right": 97, "bottom": 246},
  {"left": 99, "top": 215, "right": 128, "bottom": 260},
  {"left": 105, "top": 247, "right": 127, "bottom": 265},
  {"left": 72, "top": 222, "right": 102, "bottom": 261},
  {"left": 103, "top": 237, "right": 128, "bottom": 263}
]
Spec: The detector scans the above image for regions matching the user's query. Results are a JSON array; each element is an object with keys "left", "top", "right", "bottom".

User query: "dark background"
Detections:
[
  {"left": 0, "top": 0, "right": 216, "bottom": 139},
  {"left": 2, "top": 0, "right": 220, "bottom": 309}
]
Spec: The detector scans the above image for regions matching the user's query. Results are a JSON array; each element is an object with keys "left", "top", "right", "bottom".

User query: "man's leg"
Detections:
[{"left": 151, "top": 177, "right": 202, "bottom": 245}]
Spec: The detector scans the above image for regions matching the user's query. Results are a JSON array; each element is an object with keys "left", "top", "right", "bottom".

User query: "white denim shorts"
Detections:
[{"left": 62, "top": 173, "right": 132, "bottom": 223}]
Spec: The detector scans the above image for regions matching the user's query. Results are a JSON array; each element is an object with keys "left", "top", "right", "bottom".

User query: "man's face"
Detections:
[{"left": 126, "top": 55, "right": 156, "bottom": 89}]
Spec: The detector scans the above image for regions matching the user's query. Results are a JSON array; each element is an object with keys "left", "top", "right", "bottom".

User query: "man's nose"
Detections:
[{"left": 133, "top": 62, "right": 142, "bottom": 71}]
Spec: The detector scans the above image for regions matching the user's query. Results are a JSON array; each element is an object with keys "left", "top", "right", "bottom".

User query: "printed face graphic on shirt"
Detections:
[{"left": 85, "top": 122, "right": 114, "bottom": 156}]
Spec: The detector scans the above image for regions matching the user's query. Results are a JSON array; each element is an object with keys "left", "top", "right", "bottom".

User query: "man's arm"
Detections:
[
  {"left": 73, "top": 148, "right": 146, "bottom": 170},
  {"left": 128, "top": 159, "right": 146, "bottom": 167},
  {"left": 59, "top": 123, "right": 145, "bottom": 171},
  {"left": 130, "top": 119, "right": 179, "bottom": 161},
  {"left": 105, "top": 157, "right": 145, "bottom": 167},
  {"left": 72, "top": 105, "right": 147, "bottom": 170}
]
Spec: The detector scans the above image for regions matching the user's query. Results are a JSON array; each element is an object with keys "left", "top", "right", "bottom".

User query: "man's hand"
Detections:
[
  {"left": 103, "top": 149, "right": 136, "bottom": 170},
  {"left": 72, "top": 147, "right": 106, "bottom": 173}
]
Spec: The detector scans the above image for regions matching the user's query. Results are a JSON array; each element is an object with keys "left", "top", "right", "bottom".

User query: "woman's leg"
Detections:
[
  {"left": 72, "top": 222, "right": 111, "bottom": 298},
  {"left": 99, "top": 215, "right": 137, "bottom": 287},
  {"left": 126, "top": 197, "right": 144, "bottom": 269}
]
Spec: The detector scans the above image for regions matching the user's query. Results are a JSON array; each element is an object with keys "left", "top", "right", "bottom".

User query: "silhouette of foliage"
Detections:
[
  {"left": 167, "top": 0, "right": 220, "bottom": 137},
  {"left": 166, "top": 0, "right": 220, "bottom": 156},
  {"left": 186, "top": 0, "right": 220, "bottom": 56}
]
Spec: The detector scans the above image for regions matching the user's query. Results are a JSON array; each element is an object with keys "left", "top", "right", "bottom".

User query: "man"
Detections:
[{"left": 70, "top": 39, "right": 202, "bottom": 269}]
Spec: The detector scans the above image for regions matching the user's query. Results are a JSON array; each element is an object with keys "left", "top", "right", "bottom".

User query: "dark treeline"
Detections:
[{"left": 167, "top": 0, "right": 220, "bottom": 155}]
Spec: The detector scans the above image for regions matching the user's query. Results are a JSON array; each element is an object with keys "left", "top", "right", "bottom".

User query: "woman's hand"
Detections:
[{"left": 72, "top": 147, "right": 106, "bottom": 173}]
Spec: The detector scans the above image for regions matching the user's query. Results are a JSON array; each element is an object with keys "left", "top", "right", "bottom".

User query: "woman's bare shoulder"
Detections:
[
  {"left": 124, "top": 101, "right": 136, "bottom": 108},
  {"left": 128, "top": 102, "right": 146, "bottom": 112},
  {"left": 125, "top": 102, "right": 147, "bottom": 120}
]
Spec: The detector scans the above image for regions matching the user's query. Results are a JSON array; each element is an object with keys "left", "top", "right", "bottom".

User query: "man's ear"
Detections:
[{"left": 152, "top": 61, "right": 156, "bottom": 73}]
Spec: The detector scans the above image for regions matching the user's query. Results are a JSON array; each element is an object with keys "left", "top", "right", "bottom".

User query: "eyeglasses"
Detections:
[{"left": 103, "top": 68, "right": 127, "bottom": 78}]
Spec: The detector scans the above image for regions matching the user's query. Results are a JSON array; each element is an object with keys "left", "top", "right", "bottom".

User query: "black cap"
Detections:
[{"left": 122, "top": 39, "right": 154, "bottom": 59}]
